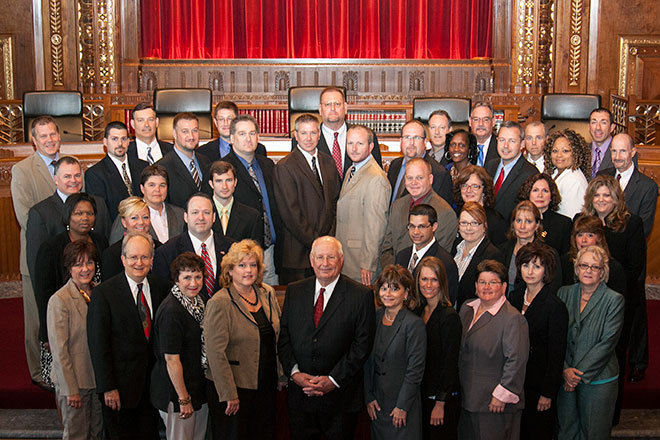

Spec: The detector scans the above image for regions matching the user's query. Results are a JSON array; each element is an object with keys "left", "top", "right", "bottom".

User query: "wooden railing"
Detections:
[{"left": 610, "top": 93, "right": 660, "bottom": 145}]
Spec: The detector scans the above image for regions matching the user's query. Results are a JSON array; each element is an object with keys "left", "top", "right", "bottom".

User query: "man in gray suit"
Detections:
[{"left": 11, "top": 116, "right": 61, "bottom": 384}]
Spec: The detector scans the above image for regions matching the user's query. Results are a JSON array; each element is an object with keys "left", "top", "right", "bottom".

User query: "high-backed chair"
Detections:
[
  {"left": 23, "top": 91, "right": 84, "bottom": 142},
  {"left": 288, "top": 86, "right": 347, "bottom": 136},
  {"left": 541, "top": 93, "right": 601, "bottom": 140},
  {"left": 412, "top": 97, "right": 472, "bottom": 130},
  {"left": 153, "top": 88, "right": 213, "bottom": 141}
]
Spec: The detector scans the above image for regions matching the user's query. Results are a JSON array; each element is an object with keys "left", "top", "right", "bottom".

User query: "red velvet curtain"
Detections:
[{"left": 140, "top": 0, "right": 492, "bottom": 59}]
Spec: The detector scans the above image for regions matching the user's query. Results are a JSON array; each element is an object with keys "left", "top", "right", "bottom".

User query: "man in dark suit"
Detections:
[
  {"left": 274, "top": 114, "right": 341, "bottom": 284},
  {"left": 153, "top": 193, "right": 233, "bottom": 301},
  {"left": 589, "top": 107, "right": 615, "bottom": 179},
  {"left": 155, "top": 112, "right": 212, "bottom": 209},
  {"left": 87, "top": 233, "right": 168, "bottom": 439},
  {"left": 427, "top": 110, "right": 452, "bottom": 166},
  {"left": 207, "top": 160, "right": 263, "bottom": 244},
  {"left": 395, "top": 204, "right": 459, "bottom": 303},
  {"left": 223, "top": 114, "right": 281, "bottom": 285},
  {"left": 486, "top": 121, "right": 538, "bottom": 221},
  {"left": 85, "top": 121, "right": 148, "bottom": 221},
  {"left": 292, "top": 87, "right": 382, "bottom": 180},
  {"left": 127, "top": 102, "right": 173, "bottom": 164},
  {"left": 387, "top": 119, "right": 453, "bottom": 205},
  {"left": 197, "top": 100, "right": 267, "bottom": 161},
  {"left": 278, "top": 236, "right": 376, "bottom": 440},
  {"left": 469, "top": 101, "right": 500, "bottom": 167}
]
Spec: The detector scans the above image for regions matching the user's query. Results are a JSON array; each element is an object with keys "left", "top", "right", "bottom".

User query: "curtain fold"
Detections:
[{"left": 140, "top": 0, "right": 493, "bottom": 59}]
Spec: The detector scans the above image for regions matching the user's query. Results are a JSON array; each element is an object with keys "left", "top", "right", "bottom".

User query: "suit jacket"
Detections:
[
  {"left": 600, "top": 167, "right": 659, "bottom": 238},
  {"left": 510, "top": 284, "right": 568, "bottom": 400},
  {"left": 387, "top": 155, "right": 453, "bottom": 206},
  {"left": 278, "top": 275, "right": 376, "bottom": 412},
  {"left": 335, "top": 156, "right": 391, "bottom": 281},
  {"left": 153, "top": 232, "right": 233, "bottom": 301},
  {"left": 155, "top": 150, "right": 212, "bottom": 209},
  {"left": 560, "top": 252, "right": 628, "bottom": 300},
  {"left": 101, "top": 239, "right": 162, "bottom": 282},
  {"left": 87, "top": 273, "right": 168, "bottom": 408},
  {"left": 47, "top": 278, "right": 97, "bottom": 395},
  {"left": 11, "top": 152, "right": 58, "bottom": 275},
  {"left": 109, "top": 203, "right": 185, "bottom": 245},
  {"left": 380, "top": 191, "right": 457, "bottom": 268},
  {"left": 458, "top": 299, "right": 529, "bottom": 413},
  {"left": 452, "top": 236, "right": 505, "bottom": 309},
  {"left": 204, "top": 284, "right": 281, "bottom": 401},
  {"left": 26, "top": 192, "right": 111, "bottom": 281},
  {"left": 486, "top": 155, "right": 538, "bottom": 221},
  {"left": 84, "top": 154, "right": 148, "bottom": 221},
  {"left": 476, "top": 135, "right": 501, "bottom": 166},
  {"left": 395, "top": 241, "right": 460, "bottom": 305},
  {"left": 592, "top": 144, "right": 613, "bottom": 175},
  {"left": 197, "top": 139, "right": 267, "bottom": 162},
  {"left": 273, "top": 149, "right": 340, "bottom": 269},
  {"left": 292, "top": 122, "right": 383, "bottom": 178},
  {"left": 498, "top": 239, "right": 563, "bottom": 294},
  {"left": 557, "top": 282, "right": 624, "bottom": 384},
  {"left": 541, "top": 210, "right": 573, "bottom": 256},
  {"left": 211, "top": 199, "right": 263, "bottom": 246},
  {"left": 127, "top": 139, "right": 173, "bottom": 163}
]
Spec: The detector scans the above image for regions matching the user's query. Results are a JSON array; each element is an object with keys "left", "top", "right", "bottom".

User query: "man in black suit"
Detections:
[
  {"left": 589, "top": 107, "right": 616, "bottom": 179},
  {"left": 469, "top": 101, "right": 500, "bottom": 167},
  {"left": 486, "top": 121, "right": 538, "bottom": 221},
  {"left": 207, "top": 160, "right": 263, "bottom": 244},
  {"left": 427, "top": 110, "right": 452, "bottom": 165},
  {"left": 222, "top": 114, "right": 281, "bottom": 285},
  {"left": 197, "top": 100, "right": 267, "bottom": 161},
  {"left": 387, "top": 119, "right": 453, "bottom": 205},
  {"left": 395, "top": 204, "right": 459, "bottom": 303},
  {"left": 127, "top": 102, "right": 173, "bottom": 164},
  {"left": 274, "top": 114, "right": 341, "bottom": 284},
  {"left": 278, "top": 236, "right": 376, "bottom": 440},
  {"left": 153, "top": 193, "right": 232, "bottom": 301},
  {"left": 85, "top": 121, "right": 148, "bottom": 221},
  {"left": 87, "top": 232, "right": 168, "bottom": 439},
  {"left": 155, "top": 112, "right": 212, "bottom": 209}
]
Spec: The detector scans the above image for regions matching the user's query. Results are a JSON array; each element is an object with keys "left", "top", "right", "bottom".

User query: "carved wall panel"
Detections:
[
  {"left": 618, "top": 35, "right": 660, "bottom": 98},
  {"left": 0, "top": 35, "right": 14, "bottom": 100},
  {"left": 77, "top": 0, "right": 119, "bottom": 93}
]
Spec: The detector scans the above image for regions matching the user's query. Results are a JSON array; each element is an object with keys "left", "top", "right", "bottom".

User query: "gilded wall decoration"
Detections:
[
  {"left": 83, "top": 103, "right": 105, "bottom": 141},
  {"left": 49, "top": 0, "right": 64, "bottom": 86},
  {"left": 618, "top": 35, "right": 660, "bottom": 97},
  {"left": 274, "top": 71, "right": 290, "bottom": 91},
  {"left": 97, "top": 0, "right": 117, "bottom": 89},
  {"left": 78, "top": 0, "right": 95, "bottom": 90},
  {"left": 0, "top": 35, "right": 15, "bottom": 99},
  {"left": 536, "top": 0, "right": 554, "bottom": 89},
  {"left": 568, "top": 0, "right": 583, "bottom": 86},
  {"left": 0, "top": 103, "right": 23, "bottom": 143},
  {"left": 343, "top": 71, "right": 358, "bottom": 91}
]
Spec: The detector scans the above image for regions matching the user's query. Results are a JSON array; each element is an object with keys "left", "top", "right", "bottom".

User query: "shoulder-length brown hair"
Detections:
[
  {"left": 374, "top": 265, "right": 419, "bottom": 310},
  {"left": 543, "top": 129, "right": 592, "bottom": 177},
  {"left": 569, "top": 215, "right": 612, "bottom": 262},
  {"left": 453, "top": 165, "right": 496, "bottom": 209},
  {"left": 581, "top": 175, "right": 630, "bottom": 232},
  {"left": 516, "top": 173, "right": 562, "bottom": 212},
  {"left": 415, "top": 256, "right": 451, "bottom": 307}
]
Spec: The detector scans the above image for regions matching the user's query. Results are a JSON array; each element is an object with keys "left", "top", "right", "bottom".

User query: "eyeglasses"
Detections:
[
  {"left": 406, "top": 223, "right": 432, "bottom": 231},
  {"left": 321, "top": 101, "right": 343, "bottom": 109},
  {"left": 477, "top": 280, "right": 502, "bottom": 287},
  {"left": 577, "top": 263, "right": 603, "bottom": 272},
  {"left": 401, "top": 135, "right": 425, "bottom": 142},
  {"left": 460, "top": 183, "right": 483, "bottom": 190},
  {"left": 459, "top": 220, "right": 482, "bottom": 228},
  {"left": 471, "top": 117, "right": 492, "bottom": 124}
]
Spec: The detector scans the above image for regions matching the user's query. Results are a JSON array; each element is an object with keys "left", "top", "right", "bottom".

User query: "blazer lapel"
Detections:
[
  {"left": 466, "top": 308, "right": 494, "bottom": 336},
  {"left": 498, "top": 157, "right": 522, "bottom": 195},
  {"left": 116, "top": 274, "right": 145, "bottom": 335},
  {"left": 227, "top": 286, "right": 258, "bottom": 325},
  {"left": 579, "top": 283, "right": 608, "bottom": 322},
  {"left": 65, "top": 280, "right": 89, "bottom": 319},
  {"left": 380, "top": 309, "right": 405, "bottom": 355},
  {"left": 173, "top": 154, "right": 197, "bottom": 189},
  {"left": 314, "top": 278, "right": 343, "bottom": 333},
  {"left": 33, "top": 153, "right": 57, "bottom": 193},
  {"left": 292, "top": 149, "right": 324, "bottom": 199}
]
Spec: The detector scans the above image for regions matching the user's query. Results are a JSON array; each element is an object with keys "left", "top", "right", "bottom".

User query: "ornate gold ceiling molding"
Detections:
[{"left": 618, "top": 35, "right": 660, "bottom": 97}]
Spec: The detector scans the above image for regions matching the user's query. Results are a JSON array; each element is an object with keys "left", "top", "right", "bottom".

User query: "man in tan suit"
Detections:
[
  {"left": 335, "top": 125, "right": 391, "bottom": 285},
  {"left": 11, "top": 115, "right": 60, "bottom": 384}
]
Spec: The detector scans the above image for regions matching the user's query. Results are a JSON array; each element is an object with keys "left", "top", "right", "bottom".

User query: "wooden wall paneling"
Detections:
[
  {"left": 40, "top": 0, "right": 78, "bottom": 89},
  {"left": 553, "top": 0, "right": 590, "bottom": 93},
  {"left": 0, "top": 0, "right": 35, "bottom": 97}
]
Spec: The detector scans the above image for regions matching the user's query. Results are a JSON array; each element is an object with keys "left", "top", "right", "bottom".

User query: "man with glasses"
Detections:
[
  {"left": 469, "top": 102, "right": 500, "bottom": 167},
  {"left": 387, "top": 120, "right": 453, "bottom": 205}
]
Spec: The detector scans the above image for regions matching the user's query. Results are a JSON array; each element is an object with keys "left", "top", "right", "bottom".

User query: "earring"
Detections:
[
  {"left": 66, "top": 225, "right": 70, "bottom": 231},
  {"left": 444, "top": 150, "right": 452, "bottom": 162}
]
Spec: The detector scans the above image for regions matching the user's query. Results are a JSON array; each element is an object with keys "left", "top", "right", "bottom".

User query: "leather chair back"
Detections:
[
  {"left": 541, "top": 93, "right": 601, "bottom": 141},
  {"left": 23, "top": 91, "right": 84, "bottom": 142},
  {"left": 153, "top": 88, "right": 213, "bottom": 141},
  {"left": 288, "top": 86, "right": 347, "bottom": 136},
  {"left": 413, "top": 97, "right": 471, "bottom": 130}
]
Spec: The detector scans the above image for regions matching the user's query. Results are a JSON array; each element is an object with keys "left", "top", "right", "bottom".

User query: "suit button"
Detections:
[{"left": 313, "top": 338, "right": 318, "bottom": 343}]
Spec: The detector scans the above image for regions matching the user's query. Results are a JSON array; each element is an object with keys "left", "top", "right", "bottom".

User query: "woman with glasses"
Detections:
[
  {"left": 452, "top": 202, "right": 504, "bottom": 309},
  {"left": 458, "top": 259, "right": 529, "bottom": 440},
  {"left": 556, "top": 245, "right": 624, "bottom": 440},
  {"left": 453, "top": 165, "right": 508, "bottom": 245},
  {"left": 444, "top": 130, "right": 478, "bottom": 181}
]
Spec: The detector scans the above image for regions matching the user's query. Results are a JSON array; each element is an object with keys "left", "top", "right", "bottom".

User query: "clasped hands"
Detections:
[
  {"left": 292, "top": 372, "right": 336, "bottom": 397},
  {"left": 563, "top": 367, "right": 583, "bottom": 392}
]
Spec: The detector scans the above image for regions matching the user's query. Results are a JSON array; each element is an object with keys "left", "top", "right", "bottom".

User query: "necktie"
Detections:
[
  {"left": 50, "top": 160, "right": 57, "bottom": 176},
  {"left": 136, "top": 283, "right": 151, "bottom": 339},
  {"left": 220, "top": 207, "right": 229, "bottom": 234},
  {"left": 121, "top": 162, "right": 133, "bottom": 196},
  {"left": 311, "top": 156, "right": 323, "bottom": 188},
  {"left": 494, "top": 167, "right": 505, "bottom": 194},
  {"left": 592, "top": 148, "right": 602, "bottom": 179},
  {"left": 332, "top": 132, "right": 343, "bottom": 178},
  {"left": 248, "top": 162, "right": 273, "bottom": 247},
  {"left": 200, "top": 243, "right": 215, "bottom": 295},
  {"left": 190, "top": 160, "right": 201, "bottom": 190},
  {"left": 408, "top": 252, "right": 418, "bottom": 272},
  {"left": 347, "top": 165, "right": 356, "bottom": 184},
  {"left": 146, "top": 146, "right": 155, "bottom": 164},
  {"left": 313, "top": 287, "right": 325, "bottom": 327},
  {"left": 477, "top": 145, "right": 484, "bottom": 167}
]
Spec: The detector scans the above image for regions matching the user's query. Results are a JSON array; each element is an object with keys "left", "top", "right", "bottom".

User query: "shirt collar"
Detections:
[
  {"left": 413, "top": 237, "right": 436, "bottom": 255},
  {"left": 467, "top": 295, "right": 507, "bottom": 317},
  {"left": 315, "top": 275, "right": 340, "bottom": 297},
  {"left": 174, "top": 146, "right": 197, "bottom": 166},
  {"left": 188, "top": 230, "right": 214, "bottom": 252}
]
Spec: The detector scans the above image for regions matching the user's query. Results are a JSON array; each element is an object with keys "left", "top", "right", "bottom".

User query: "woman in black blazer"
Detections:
[
  {"left": 415, "top": 256, "right": 462, "bottom": 440},
  {"left": 452, "top": 202, "right": 505, "bottom": 309},
  {"left": 517, "top": 173, "right": 572, "bottom": 255},
  {"left": 510, "top": 243, "right": 568, "bottom": 440}
]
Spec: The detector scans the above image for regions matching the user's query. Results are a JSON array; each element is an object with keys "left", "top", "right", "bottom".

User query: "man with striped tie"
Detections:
[
  {"left": 127, "top": 102, "right": 173, "bottom": 164},
  {"left": 469, "top": 101, "right": 500, "bottom": 167},
  {"left": 156, "top": 112, "right": 212, "bottom": 209}
]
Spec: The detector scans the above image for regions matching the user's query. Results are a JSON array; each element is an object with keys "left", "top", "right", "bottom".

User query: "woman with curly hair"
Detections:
[
  {"left": 517, "top": 173, "right": 573, "bottom": 255},
  {"left": 543, "top": 129, "right": 591, "bottom": 218},
  {"left": 444, "top": 129, "right": 478, "bottom": 181},
  {"left": 453, "top": 165, "right": 508, "bottom": 245}
]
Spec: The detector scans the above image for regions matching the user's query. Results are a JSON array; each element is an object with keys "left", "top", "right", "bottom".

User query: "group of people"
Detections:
[{"left": 10, "top": 87, "right": 656, "bottom": 440}]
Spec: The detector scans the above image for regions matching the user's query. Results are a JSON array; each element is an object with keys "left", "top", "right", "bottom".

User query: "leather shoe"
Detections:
[{"left": 628, "top": 368, "right": 646, "bottom": 383}]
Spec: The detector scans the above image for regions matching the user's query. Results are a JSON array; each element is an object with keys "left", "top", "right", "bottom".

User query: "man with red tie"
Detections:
[
  {"left": 278, "top": 236, "right": 376, "bottom": 440},
  {"left": 87, "top": 232, "right": 169, "bottom": 439}
]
